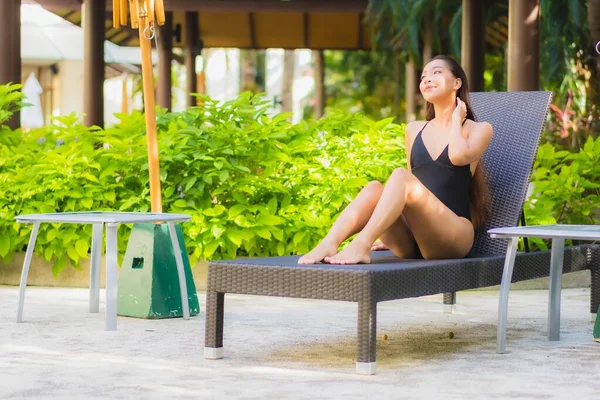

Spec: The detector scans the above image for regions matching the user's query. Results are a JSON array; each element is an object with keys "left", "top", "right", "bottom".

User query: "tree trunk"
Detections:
[
  {"left": 281, "top": 50, "right": 295, "bottom": 113},
  {"left": 393, "top": 55, "right": 402, "bottom": 122},
  {"left": 240, "top": 50, "right": 258, "bottom": 93},
  {"left": 588, "top": 2, "right": 600, "bottom": 83},
  {"left": 240, "top": 50, "right": 266, "bottom": 93},
  {"left": 312, "top": 50, "right": 325, "bottom": 119},
  {"left": 420, "top": 17, "right": 433, "bottom": 118},
  {"left": 405, "top": 57, "right": 417, "bottom": 122},
  {"left": 588, "top": 0, "right": 600, "bottom": 137}
]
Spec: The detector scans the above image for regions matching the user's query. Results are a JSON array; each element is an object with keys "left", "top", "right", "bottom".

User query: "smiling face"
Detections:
[{"left": 419, "top": 59, "right": 462, "bottom": 103}]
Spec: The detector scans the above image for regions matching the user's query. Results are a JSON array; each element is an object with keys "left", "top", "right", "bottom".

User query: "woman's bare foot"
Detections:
[
  {"left": 371, "top": 240, "right": 388, "bottom": 251},
  {"left": 324, "top": 239, "right": 371, "bottom": 265},
  {"left": 298, "top": 241, "right": 339, "bottom": 264}
]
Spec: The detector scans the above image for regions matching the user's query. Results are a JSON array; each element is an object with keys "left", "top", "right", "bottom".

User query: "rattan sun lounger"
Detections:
[{"left": 204, "top": 91, "right": 600, "bottom": 374}]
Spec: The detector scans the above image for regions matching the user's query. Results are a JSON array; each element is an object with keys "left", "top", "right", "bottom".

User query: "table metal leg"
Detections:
[
  {"left": 548, "top": 238, "right": 565, "bottom": 341},
  {"left": 89, "top": 223, "right": 103, "bottom": 313},
  {"left": 497, "top": 237, "right": 519, "bottom": 354},
  {"left": 105, "top": 223, "right": 118, "bottom": 331},
  {"left": 17, "top": 222, "right": 40, "bottom": 323},
  {"left": 167, "top": 222, "right": 190, "bottom": 320}
]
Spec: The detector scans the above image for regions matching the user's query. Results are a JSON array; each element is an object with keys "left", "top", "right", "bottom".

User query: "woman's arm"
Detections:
[
  {"left": 447, "top": 120, "right": 493, "bottom": 166},
  {"left": 404, "top": 120, "right": 423, "bottom": 172},
  {"left": 447, "top": 98, "right": 493, "bottom": 166}
]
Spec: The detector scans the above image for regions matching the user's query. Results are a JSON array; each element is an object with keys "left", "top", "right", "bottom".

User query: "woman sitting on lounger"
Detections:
[{"left": 298, "top": 55, "right": 493, "bottom": 265}]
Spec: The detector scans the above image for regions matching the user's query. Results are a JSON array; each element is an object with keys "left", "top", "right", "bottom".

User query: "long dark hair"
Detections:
[{"left": 424, "top": 55, "right": 491, "bottom": 229}]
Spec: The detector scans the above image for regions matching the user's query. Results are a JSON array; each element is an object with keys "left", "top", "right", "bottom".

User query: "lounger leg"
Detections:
[
  {"left": 497, "top": 237, "right": 519, "bottom": 354},
  {"left": 204, "top": 291, "right": 224, "bottom": 359},
  {"left": 105, "top": 223, "right": 118, "bottom": 331},
  {"left": 591, "top": 265, "right": 600, "bottom": 323},
  {"left": 89, "top": 223, "right": 103, "bottom": 313},
  {"left": 356, "top": 298, "right": 377, "bottom": 375},
  {"left": 17, "top": 222, "right": 40, "bottom": 323},
  {"left": 167, "top": 222, "right": 190, "bottom": 320},
  {"left": 443, "top": 292, "right": 456, "bottom": 313},
  {"left": 548, "top": 238, "right": 564, "bottom": 341}
]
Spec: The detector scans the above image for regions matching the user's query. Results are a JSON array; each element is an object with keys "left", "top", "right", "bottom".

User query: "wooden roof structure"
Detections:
[
  {"left": 31, "top": 0, "right": 509, "bottom": 51},
  {"left": 30, "top": 0, "right": 372, "bottom": 50}
]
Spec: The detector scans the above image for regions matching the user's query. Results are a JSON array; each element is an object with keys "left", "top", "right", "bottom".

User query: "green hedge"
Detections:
[
  {"left": 0, "top": 87, "right": 405, "bottom": 275},
  {"left": 2, "top": 83, "right": 598, "bottom": 276},
  {"left": 524, "top": 137, "right": 600, "bottom": 250}
]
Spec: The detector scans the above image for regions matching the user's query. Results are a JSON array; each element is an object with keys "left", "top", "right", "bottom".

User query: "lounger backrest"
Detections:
[{"left": 468, "top": 91, "right": 553, "bottom": 256}]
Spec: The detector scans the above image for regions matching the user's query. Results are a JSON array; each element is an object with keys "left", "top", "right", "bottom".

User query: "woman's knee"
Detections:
[
  {"left": 390, "top": 168, "right": 422, "bottom": 204},
  {"left": 390, "top": 167, "right": 410, "bottom": 180},
  {"left": 363, "top": 180, "right": 384, "bottom": 196}
]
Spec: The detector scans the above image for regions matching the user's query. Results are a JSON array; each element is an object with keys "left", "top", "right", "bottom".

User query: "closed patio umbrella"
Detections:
[{"left": 113, "top": 0, "right": 164, "bottom": 212}]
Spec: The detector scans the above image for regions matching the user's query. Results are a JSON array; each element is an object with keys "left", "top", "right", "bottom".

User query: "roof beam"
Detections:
[
  {"left": 357, "top": 12, "right": 363, "bottom": 49},
  {"left": 249, "top": 12, "right": 256, "bottom": 48},
  {"left": 303, "top": 13, "right": 309, "bottom": 48},
  {"left": 35, "top": 0, "right": 369, "bottom": 13}
]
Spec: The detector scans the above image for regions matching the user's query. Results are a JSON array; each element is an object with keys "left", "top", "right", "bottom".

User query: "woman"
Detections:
[{"left": 298, "top": 55, "right": 493, "bottom": 265}]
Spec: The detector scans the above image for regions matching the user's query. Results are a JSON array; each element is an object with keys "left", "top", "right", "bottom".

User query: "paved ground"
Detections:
[{"left": 1, "top": 286, "right": 599, "bottom": 399}]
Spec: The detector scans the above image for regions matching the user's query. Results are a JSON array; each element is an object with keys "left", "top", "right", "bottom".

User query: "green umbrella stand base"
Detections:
[
  {"left": 117, "top": 223, "right": 200, "bottom": 318},
  {"left": 595, "top": 305, "right": 600, "bottom": 343}
]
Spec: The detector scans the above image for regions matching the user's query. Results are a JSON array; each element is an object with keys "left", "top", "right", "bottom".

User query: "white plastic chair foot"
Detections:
[
  {"left": 204, "top": 347, "right": 223, "bottom": 360},
  {"left": 355, "top": 362, "right": 376, "bottom": 375},
  {"left": 443, "top": 304, "right": 456, "bottom": 314}
]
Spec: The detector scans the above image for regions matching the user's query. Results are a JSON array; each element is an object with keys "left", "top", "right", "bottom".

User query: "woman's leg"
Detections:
[
  {"left": 325, "top": 168, "right": 474, "bottom": 264},
  {"left": 297, "top": 181, "right": 384, "bottom": 264},
  {"left": 298, "top": 177, "right": 422, "bottom": 264}
]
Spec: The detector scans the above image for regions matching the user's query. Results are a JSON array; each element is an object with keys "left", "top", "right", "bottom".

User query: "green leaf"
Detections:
[
  {"left": 232, "top": 192, "right": 247, "bottom": 204},
  {"left": 0, "top": 236, "right": 10, "bottom": 258},
  {"left": 234, "top": 215, "right": 253, "bottom": 228},
  {"left": 276, "top": 242, "right": 285, "bottom": 256},
  {"left": 44, "top": 247, "right": 53, "bottom": 262},
  {"left": 266, "top": 197, "right": 278, "bottom": 214},
  {"left": 219, "top": 169, "right": 229, "bottom": 183},
  {"left": 228, "top": 204, "right": 247, "bottom": 218},
  {"left": 203, "top": 241, "right": 220, "bottom": 259},
  {"left": 583, "top": 136, "right": 594, "bottom": 154},
  {"left": 255, "top": 228, "right": 272, "bottom": 239},
  {"left": 104, "top": 192, "right": 116, "bottom": 202},
  {"left": 174, "top": 199, "right": 188, "bottom": 208},
  {"left": 203, "top": 205, "right": 226, "bottom": 217},
  {"left": 185, "top": 176, "right": 198, "bottom": 191},
  {"left": 119, "top": 197, "right": 140, "bottom": 211},
  {"left": 81, "top": 198, "right": 94, "bottom": 208},
  {"left": 67, "top": 246, "right": 79, "bottom": 262},
  {"left": 227, "top": 230, "right": 244, "bottom": 246},
  {"left": 272, "top": 228, "right": 284, "bottom": 241},
  {"left": 257, "top": 214, "right": 284, "bottom": 226},
  {"left": 75, "top": 239, "right": 89, "bottom": 258},
  {"left": 211, "top": 225, "right": 225, "bottom": 239},
  {"left": 47, "top": 229, "right": 59, "bottom": 242},
  {"left": 52, "top": 255, "right": 67, "bottom": 278},
  {"left": 83, "top": 173, "right": 99, "bottom": 183}
]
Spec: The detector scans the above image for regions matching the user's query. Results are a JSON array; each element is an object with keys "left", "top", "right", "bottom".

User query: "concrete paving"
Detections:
[{"left": 0, "top": 286, "right": 599, "bottom": 399}]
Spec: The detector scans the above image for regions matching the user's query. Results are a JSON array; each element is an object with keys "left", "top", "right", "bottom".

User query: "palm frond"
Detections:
[{"left": 449, "top": 8, "right": 462, "bottom": 59}]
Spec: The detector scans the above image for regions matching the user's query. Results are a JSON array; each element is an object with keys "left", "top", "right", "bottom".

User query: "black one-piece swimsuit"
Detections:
[{"left": 409, "top": 120, "right": 472, "bottom": 222}]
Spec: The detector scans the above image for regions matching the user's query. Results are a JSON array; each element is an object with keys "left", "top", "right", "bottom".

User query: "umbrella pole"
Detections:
[{"left": 137, "top": 8, "right": 162, "bottom": 213}]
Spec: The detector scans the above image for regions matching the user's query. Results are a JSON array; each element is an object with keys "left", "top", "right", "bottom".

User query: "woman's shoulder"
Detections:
[
  {"left": 405, "top": 120, "right": 428, "bottom": 138},
  {"left": 464, "top": 119, "right": 493, "bottom": 138}
]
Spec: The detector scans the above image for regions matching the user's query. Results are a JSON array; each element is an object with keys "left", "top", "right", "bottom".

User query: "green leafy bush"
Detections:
[
  {"left": 524, "top": 137, "right": 600, "bottom": 250},
  {"left": 0, "top": 90, "right": 405, "bottom": 275}
]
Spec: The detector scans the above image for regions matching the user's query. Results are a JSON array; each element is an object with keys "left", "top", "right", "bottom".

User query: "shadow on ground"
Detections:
[{"left": 268, "top": 323, "right": 539, "bottom": 368}]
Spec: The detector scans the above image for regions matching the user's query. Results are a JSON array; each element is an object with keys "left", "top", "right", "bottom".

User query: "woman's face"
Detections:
[{"left": 419, "top": 59, "right": 460, "bottom": 103}]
